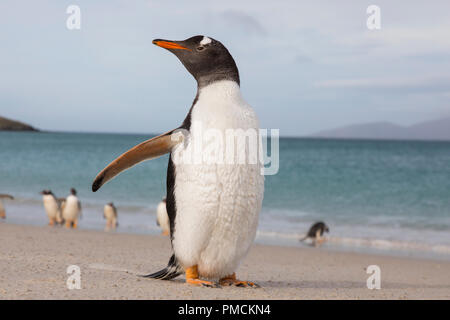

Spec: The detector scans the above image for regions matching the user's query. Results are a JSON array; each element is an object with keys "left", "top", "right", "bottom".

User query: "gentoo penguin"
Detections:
[
  {"left": 156, "top": 198, "right": 169, "bottom": 236},
  {"left": 92, "top": 35, "right": 264, "bottom": 288},
  {"left": 299, "top": 221, "right": 330, "bottom": 247},
  {"left": 40, "top": 190, "right": 63, "bottom": 226},
  {"left": 0, "top": 194, "right": 14, "bottom": 219},
  {"left": 103, "top": 202, "right": 118, "bottom": 231},
  {"left": 62, "top": 188, "right": 82, "bottom": 229}
]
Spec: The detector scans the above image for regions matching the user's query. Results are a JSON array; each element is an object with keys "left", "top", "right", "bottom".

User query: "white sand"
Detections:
[{"left": 0, "top": 223, "right": 449, "bottom": 299}]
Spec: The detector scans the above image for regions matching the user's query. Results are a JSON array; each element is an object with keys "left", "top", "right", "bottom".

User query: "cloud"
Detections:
[
  {"left": 314, "top": 75, "right": 450, "bottom": 93},
  {"left": 219, "top": 10, "right": 267, "bottom": 36},
  {"left": 294, "top": 54, "right": 314, "bottom": 64}
]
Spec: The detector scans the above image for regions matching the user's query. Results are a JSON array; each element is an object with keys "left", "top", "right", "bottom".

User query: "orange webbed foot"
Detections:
[
  {"left": 186, "top": 278, "right": 220, "bottom": 288},
  {"left": 185, "top": 265, "right": 220, "bottom": 288},
  {"left": 219, "top": 273, "right": 260, "bottom": 288}
]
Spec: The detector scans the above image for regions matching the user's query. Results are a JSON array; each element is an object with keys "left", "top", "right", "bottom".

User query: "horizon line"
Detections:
[{"left": 3, "top": 129, "right": 450, "bottom": 143}]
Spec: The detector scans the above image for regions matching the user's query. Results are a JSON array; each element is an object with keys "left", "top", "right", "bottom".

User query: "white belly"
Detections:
[
  {"left": 43, "top": 195, "right": 60, "bottom": 219},
  {"left": 104, "top": 206, "right": 116, "bottom": 221},
  {"left": 172, "top": 80, "right": 264, "bottom": 279},
  {"left": 63, "top": 196, "right": 80, "bottom": 221}
]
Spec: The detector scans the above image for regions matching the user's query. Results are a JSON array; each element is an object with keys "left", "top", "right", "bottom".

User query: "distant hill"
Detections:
[
  {"left": 312, "top": 117, "right": 450, "bottom": 141},
  {"left": 0, "top": 116, "right": 38, "bottom": 131}
]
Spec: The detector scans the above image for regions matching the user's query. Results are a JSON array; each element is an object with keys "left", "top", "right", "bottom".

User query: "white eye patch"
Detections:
[{"left": 200, "top": 36, "right": 212, "bottom": 45}]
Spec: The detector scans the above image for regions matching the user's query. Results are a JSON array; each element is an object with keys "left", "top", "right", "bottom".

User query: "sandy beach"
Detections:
[{"left": 0, "top": 223, "right": 449, "bottom": 300}]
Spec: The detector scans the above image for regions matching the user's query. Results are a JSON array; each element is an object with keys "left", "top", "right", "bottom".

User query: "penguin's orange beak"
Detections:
[{"left": 152, "top": 40, "right": 191, "bottom": 51}]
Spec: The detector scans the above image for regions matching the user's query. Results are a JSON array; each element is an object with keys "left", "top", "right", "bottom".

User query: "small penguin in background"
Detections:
[
  {"left": 299, "top": 222, "right": 330, "bottom": 247},
  {"left": 156, "top": 198, "right": 169, "bottom": 236},
  {"left": 40, "top": 190, "right": 63, "bottom": 226},
  {"left": 103, "top": 202, "right": 118, "bottom": 231},
  {"left": 0, "top": 194, "right": 14, "bottom": 219},
  {"left": 62, "top": 188, "right": 82, "bottom": 229}
]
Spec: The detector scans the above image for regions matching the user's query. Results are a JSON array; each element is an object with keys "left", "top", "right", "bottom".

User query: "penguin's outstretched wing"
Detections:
[
  {"left": 92, "top": 130, "right": 184, "bottom": 192},
  {"left": 0, "top": 194, "right": 14, "bottom": 200}
]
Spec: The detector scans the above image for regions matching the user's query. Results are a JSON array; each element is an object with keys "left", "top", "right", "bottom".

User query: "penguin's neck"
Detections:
[
  {"left": 181, "top": 78, "right": 242, "bottom": 131},
  {"left": 196, "top": 68, "right": 240, "bottom": 90},
  {"left": 196, "top": 80, "right": 242, "bottom": 102}
]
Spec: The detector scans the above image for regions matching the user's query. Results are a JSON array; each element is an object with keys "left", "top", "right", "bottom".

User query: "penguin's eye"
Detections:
[{"left": 196, "top": 46, "right": 205, "bottom": 51}]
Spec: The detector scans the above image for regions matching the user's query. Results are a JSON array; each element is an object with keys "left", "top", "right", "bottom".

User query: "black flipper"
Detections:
[
  {"left": 142, "top": 95, "right": 196, "bottom": 282},
  {"left": 141, "top": 254, "right": 183, "bottom": 280}
]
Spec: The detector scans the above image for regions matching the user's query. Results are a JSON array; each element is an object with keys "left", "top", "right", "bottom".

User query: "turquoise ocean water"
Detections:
[{"left": 1, "top": 131, "right": 449, "bottom": 260}]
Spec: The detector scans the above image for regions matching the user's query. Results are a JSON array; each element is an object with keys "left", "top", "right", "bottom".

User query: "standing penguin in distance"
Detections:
[
  {"left": 104, "top": 202, "right": 118, "bottom": 231},
  {"left": 40, "top": 190, "right": 63, "bottom": 226},
  {"left": 92, "top": 36, "right": 264, "bottom": 288},
  {"left": 63, "top": 188, "right": 82, "bottom": 229}
]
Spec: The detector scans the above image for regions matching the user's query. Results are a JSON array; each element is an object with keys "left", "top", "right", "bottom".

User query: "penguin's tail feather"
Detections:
[{"left": 141, "top": 254, "right": 183, "bottom": 280}]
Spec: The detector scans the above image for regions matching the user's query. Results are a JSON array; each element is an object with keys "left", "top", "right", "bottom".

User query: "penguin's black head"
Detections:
[
  {"left": 40, "top": 190, "right": 52, "bottom": 195},
  {"left": 152, "top": 35, "right": 240, "bottom": 88},
  {"left": 108, "top": 202, "right": 114, "bottom": 207},
  {"left": 70, "top": 188, "right": 77, "bottom": 196}
]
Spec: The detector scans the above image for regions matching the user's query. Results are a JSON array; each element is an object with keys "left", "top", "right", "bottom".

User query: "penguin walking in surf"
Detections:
[
  {"left": 103, "top": 202, "right": 118, "bottom": 231},
  {"left": 40, "top": 190, "right": 63, "bottom": 226},
  {"left": 156, "top": 198, "right": 169, "bottom": 236},
  {"left": 0, "top": 194, "right": 14, "bottom": 219},
  {"left": 299, "top": 221, "right": 330, "bottom": 247},
  {"left": 62, "top": 188, "right": 82, "bottom": 229},
  {"left": 92, "top": 36, "right": 264, "bottom": 287}
]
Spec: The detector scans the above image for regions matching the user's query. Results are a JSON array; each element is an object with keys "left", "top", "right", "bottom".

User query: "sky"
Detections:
[{"left": 0, "top": 0, "right": 449, "bottom": 136}]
